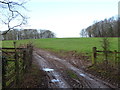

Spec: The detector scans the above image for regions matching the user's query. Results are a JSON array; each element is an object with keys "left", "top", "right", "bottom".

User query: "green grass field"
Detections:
[{"left": 2, "top": 37, "right": 118, "bottom": 54}]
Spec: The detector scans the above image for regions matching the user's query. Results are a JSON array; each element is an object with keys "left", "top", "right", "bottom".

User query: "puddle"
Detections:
[
  {"left": 80, "top": 73, "right": 86, "bottom": 77},
  {"left": 89, "top": 78, "right": 93, "bottom": 81},
  {"left": 51, "top": 79, "right": 60, "bottom": 82},
  {"left": 80, "top": 73, "right": 93, "bottom": 80},
  {"left": 43, "top": 68, "right": 54, "bottom": 71},
  {"left": 54, "top": 74, "right": 59, "bottom": 76}
]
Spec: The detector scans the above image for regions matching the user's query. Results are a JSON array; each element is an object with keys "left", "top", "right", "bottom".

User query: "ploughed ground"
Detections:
[{"left": 24, "top": 48, "right": 116, "bottom": 88}]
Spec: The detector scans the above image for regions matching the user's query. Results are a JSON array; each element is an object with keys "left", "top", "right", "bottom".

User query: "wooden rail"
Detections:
[
  {"left": 1, "top": 48, "right": 25, "bottom": 50},
  {"left": 92, "top": 47, "right": 120, "bottom": 65}
]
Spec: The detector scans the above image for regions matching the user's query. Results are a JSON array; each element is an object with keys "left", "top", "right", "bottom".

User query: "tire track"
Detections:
[
  {"left": 34, "top": 49, "right": 116, "bottom": 88},
  {"left": 33, "top": 52, "right": 71, "bottom": 88}
]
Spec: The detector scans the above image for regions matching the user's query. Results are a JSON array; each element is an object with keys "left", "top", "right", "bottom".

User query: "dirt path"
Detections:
[
  {"left": 33, "top": 52, "right": 71, "bottom": 88},
  {"left": 33, "top": 48, "right": 116, "bottom": 88}
]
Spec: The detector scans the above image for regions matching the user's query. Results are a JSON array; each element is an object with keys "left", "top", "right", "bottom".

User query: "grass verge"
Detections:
[
  {"left": 86, "top": 64, "right": 120, "bottom": 87},
  {"left": 66, "top": 70, "right": 79, "bottom": 80}
]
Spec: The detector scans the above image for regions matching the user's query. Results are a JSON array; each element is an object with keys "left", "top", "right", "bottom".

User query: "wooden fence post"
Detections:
[
  {"left": 118, "top": 53, "right": 120, "bottom": 88},
  {"left": 29, "top": 45, "right": 33, "bottom": 67},
  {"left": 2, "top": 56, "right": 7, "bottom": 88},
  {"left": 25, "top": 49, "right": 29, "bottom": 71},
  {"left": 114, "top": 50, "right": 117, "bottom": 66},
  {"left": 26, "top": 44, "right": 30, "bottom": 69},
  {"left": 14, "top": 42, "right": 19, "bottom": 87},
  {"left": 23, "top": 49, "right": 26, "bottom": 73},
  {"left": 26, "top": 44, "right": 33, "bottom": 68},
  {"left": 23, "top": 49, "right": 28, "bottom": 73},
  {"left": 92, "top": 47, "right": 97, "bottom": 65}
]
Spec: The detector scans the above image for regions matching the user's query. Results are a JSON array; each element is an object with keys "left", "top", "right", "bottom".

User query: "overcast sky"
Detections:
[{"left": 2, "top": 0, "right": 119, "bottom": 38}]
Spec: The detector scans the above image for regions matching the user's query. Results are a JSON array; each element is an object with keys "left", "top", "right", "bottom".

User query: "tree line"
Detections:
[
  {"left": 80, "top": 16, "right": 119, "bottom": 37},
  {"left": 2, "top": 29, "right": 55, "bottom": 40}
]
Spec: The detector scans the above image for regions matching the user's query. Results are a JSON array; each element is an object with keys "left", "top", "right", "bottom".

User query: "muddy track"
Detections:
[{"left": 33, "top": 48, "right": 116, "bottom": 88}]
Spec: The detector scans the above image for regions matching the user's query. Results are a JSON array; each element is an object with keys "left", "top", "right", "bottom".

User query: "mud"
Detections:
[
  {"left": 33, "top": 48, "right": 117, "bottom": 88},
  {"left": 33, "top": 52, "right": 71, "bottom": 88}
]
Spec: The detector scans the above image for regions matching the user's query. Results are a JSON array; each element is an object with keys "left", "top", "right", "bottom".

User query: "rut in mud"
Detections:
[{"left": 33, "top": 48, "right": 116, "bottom": 88}]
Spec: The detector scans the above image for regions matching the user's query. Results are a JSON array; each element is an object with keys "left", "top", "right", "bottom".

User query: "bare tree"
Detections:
[
  {"left": 0, "top": 0, "right": 28, "bottom": 35},
  {"left": 82, "top": 16, "right": 118, "bottom": 37},
  {"left": 80, "top": 29, "right": 88, "bottom": 37},
  {"left": 2, "top": 29, "right": 56, "bottom": 40},
  {"left": 40, "top": 30, "right": 55, "bottom": 38}
]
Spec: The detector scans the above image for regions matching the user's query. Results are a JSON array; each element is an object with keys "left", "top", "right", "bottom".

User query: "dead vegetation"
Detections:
[{"left": 20, "top": 62, "right": 48, "bottom": 88}]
